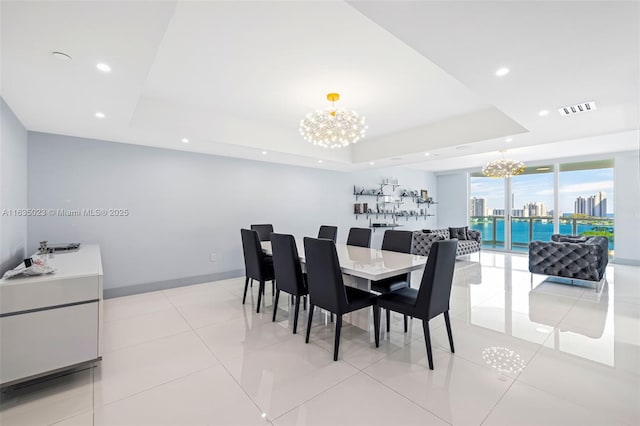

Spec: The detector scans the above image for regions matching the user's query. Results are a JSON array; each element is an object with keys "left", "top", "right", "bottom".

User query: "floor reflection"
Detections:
[{"left": 455, "top": 251, "right": 637, "bottom": 370}]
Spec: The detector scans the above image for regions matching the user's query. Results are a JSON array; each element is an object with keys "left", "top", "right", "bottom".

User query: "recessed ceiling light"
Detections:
[
  {"left": 424, "top": 152, "right": 430, "bottom": 156},
  {"left": 536, "top": 167, "right": 551, "bottom": 171},
  {"left": 96, "top": 62, "right": 111, "bottom": 73},
  {"left": 51, "top": 51, "right": 72, "bottom": 61},
  {"left": 261, "top": 151, "right": 268, "bottom": 155},
  {"left": 181, "top": 138, "right": 189, "bottom": 144},
  {"left": 95, "top": 112, "right": 105, "bottom": 119},
  {"left": 538, "top": 109, "right": 549, "bottom": 117},
  {"left": 369, "top": 161, "right": 375, "bottom": 166},
  {"left": 317, "top": 159, "right": 323, "bottom": 164},
  {"left": 495, "top": 67, "right": 510, "bottom": 77},
  {"left": 535, "top": 327, "right": 551, "bottom": 333},
  {"left": 505, "top": 138, "right": 513, "bottom": 142}
]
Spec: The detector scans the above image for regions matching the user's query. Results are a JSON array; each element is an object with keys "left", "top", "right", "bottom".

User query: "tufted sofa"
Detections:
[
  {"left": 528, "top": 234, "right": 609, "bottom": 282},
  {"left": 411, "top": 228, "right": 482, "bottom": 257}
]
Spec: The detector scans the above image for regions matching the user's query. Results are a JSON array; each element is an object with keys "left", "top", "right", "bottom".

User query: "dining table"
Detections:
[{"left": 261, "top": 239, "right": 428, "bottom": 330}]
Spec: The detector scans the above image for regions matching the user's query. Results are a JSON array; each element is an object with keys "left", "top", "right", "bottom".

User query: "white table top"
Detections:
[{"left": 261, "top": 240, "right": 427, "bottom": 281}]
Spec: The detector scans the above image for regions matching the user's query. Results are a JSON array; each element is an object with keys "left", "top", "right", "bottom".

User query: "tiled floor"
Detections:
[{"left": 2, "top": 252, "right": 639, "bottom": 426}]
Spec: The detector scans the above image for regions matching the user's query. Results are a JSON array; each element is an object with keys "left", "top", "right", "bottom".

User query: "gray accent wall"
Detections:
[
  {"left": 0, "top": 97, "right": 28, "bottom": 275},
  {"left": 27, "top": 132, "right": 436, "bottom": 292}
]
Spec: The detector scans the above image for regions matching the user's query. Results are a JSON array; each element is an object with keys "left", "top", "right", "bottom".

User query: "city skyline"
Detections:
[{"left": 470, "top": 167, "right": 614, "bottom": 215}]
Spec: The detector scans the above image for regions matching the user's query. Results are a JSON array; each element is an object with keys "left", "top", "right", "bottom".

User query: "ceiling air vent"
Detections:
[{"left": 558, "top": 101, "right": 596, "bottom": 116}]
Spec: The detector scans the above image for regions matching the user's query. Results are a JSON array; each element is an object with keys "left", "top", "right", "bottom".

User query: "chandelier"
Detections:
[
  {"left": 482, "top": 150, "right": 525, "bottom": 178},
  {"left": 300, "top": 93, "right": 367, "bottom": 148}
]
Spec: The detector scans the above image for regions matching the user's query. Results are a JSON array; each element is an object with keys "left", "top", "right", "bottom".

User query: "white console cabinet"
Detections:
[{"left": 0, "top": 245, "right": 103, "bottom": 386}]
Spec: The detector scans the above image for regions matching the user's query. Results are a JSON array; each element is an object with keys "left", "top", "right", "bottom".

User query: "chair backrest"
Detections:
[
  {"left": 381, "top": 230, "right": 414, "bottom": 282},
  {"left": 415, "top": 239, "right": 458, "bottom": 320},
  {"left": 381, "top": 230, "right": 413, "bottom": 254},
  {"left": 271, "top": 233, "right": 306, "bottom": 295},
  {"left": 241, "top": 228, "right": 267, "bottom": 280},
  {"left": 346, "top": 227, "right": 372, "bottom": 248},
  {"left": 251, "top": 224, "right": 274, "bottom": 241},
  {"left": 318, "top": 225, "right": 338, "bottom": 242},
  {"left": 303, "top": 237, "right": 348, "bottom": 313}
]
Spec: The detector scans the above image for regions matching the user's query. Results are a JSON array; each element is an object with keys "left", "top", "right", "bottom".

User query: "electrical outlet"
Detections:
[{"left": 210, "top": 253, "right": 217, "bottom": 263}]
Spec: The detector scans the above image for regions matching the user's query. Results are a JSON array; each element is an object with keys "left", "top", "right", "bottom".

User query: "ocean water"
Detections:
[{"left": 470, "top": 220, "right": 614, "bottom": 250}]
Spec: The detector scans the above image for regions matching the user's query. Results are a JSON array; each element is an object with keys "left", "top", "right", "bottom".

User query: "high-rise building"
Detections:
[
  {"left": 590, "top": 191, "right": 607, "bottom": 217},
  {"left": 575, "top": 196, "right": 587, "bottom": 214},
  {"left": 576, "top": 192, "right": 607, "bottom": 216},
  {"left": 470, "top": 197, "right": 487, "bottom": 217},
  {"left": 523, "top": 202, "right": 547, "bottom": 217}
]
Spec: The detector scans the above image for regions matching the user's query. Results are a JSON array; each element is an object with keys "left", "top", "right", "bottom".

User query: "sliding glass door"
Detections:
[
  {"left": 559, "top": 160, "right": 615, "bottom": 255},
  {"left": 469, "top": 174, "right": 505, "bottom": 250},
  {"left": 469, "top": 159, "right": 614, "bottom": 255},
  {"left": 510, "top": 166, "right": 555, "bottom": 252}
]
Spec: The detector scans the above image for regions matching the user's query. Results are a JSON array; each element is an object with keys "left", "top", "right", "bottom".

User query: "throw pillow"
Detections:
[
  {"left": 449, "top": 226, "right": 469, "bottom": 241},
  {"left": 558, "top": 236, "right": 588, "bottom": 243}
]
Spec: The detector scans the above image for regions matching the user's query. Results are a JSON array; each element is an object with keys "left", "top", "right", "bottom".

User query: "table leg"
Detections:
[{"left": 342, "top": 274, "right": 371, "bottom": 331}]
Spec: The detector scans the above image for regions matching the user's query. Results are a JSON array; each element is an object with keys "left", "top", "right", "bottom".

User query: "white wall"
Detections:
[
  {"left": 27, "top": 132, "right": 435, "bottom": 294},
  {"left": 436, "top": 172, "right": 468, "bottom": 229},
  {"left": 614, "top": 151, "right": 640, "bottom": 264},
  {"left": 0, "top": 97, "right": 28, "bottom": 275}
]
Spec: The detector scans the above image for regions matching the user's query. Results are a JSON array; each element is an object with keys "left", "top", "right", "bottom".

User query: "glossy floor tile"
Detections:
[
  {"left": 482, "top": 381, "right": 627, "bottom": 426},
  {"left": 273, "top": 372, "right": 448, "bottom": 426},
  {"left": 2, "top": 253, "right": 639, "bottom": 426}
]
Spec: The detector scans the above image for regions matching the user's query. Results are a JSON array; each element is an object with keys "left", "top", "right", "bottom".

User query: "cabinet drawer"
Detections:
[
  {"left": 0, "top": 302, "right": 99, "bottom": 385},
  {"left": 0, "top": 275, "right": 100, "bottom": 315}
]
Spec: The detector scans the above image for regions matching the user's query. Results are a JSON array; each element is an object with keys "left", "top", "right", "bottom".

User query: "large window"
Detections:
[
  {"left": 510, "top": 166, "right": 555, "bottom": 252},
  {"left": 559, "top": 160, "right": 615, "bottom": 254},
  {"left": 470, "top": 159, "right": 614, "bottom": 254},
  {"left": 469, "top": 176, "right": 505, "bottom": 249}
]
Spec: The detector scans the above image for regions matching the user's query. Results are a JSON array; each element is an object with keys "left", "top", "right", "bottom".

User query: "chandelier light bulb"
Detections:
[
  {"left": 482, "top": 150, "right": 525, "bottom": 178},
  {"left": 300, "top": 93, "right": 367, "bottom": 148}
]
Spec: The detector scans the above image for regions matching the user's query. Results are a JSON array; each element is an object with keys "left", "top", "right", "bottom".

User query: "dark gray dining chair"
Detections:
[
  {"left": 270, "top": 233, "right": 308, "bottom": 334},
  {"left": 318, "top": 225, "right": 338, "bottom": 242},
  {"left": 372, "top": 230, "right": 414, "bottom": 332},
  {"left": 304, "top": 237, "right": 380, "bottom": 361},
  {"left": 374, "top": 239, "right": 458, "bottom": 369},
  {"left": 250, "top": 224, "right": 274, "bottom": 241},
  {"left": 240, "top": 229, "right": 275, "bottom": 313},
  {"left": 346, "top": 227, "right": 372, "bottom": 248}
]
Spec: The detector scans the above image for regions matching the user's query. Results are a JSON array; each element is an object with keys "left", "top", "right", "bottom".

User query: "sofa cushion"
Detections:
[
  {"left": 557, "top": 236, "right": 588, "bottom": 243},
  {"left": 412, "top": 230, "right": 481, "bottom": 257},
  {"left": 449, "top": 226, "right": 469, "bottom": 241}
]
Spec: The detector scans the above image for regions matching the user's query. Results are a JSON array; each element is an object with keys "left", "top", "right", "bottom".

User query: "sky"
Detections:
[{"left": 471, "top": 168, "right": 614, "bottom": 215}]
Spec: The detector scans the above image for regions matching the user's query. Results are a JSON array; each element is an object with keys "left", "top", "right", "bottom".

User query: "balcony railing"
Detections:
[{"left": 469, "top": 216, "right": 614, "bottom": 252}]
